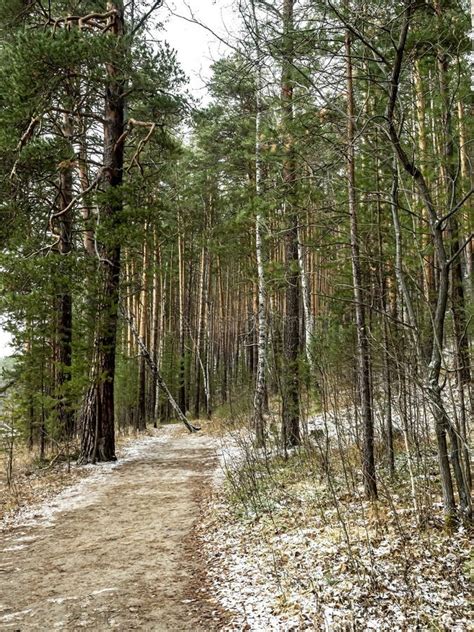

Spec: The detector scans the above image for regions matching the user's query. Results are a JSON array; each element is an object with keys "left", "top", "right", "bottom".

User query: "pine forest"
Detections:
[{"left": 0, "top": 1, "right": 472, "bottom": 630}]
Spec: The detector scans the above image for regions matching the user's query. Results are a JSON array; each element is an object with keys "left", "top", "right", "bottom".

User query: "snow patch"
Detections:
[
  {"left": 204, "top": 426, "right": 472, "bottom": 630},
  {"left": 90, "top": 587, "right": 117, "bottom": 596},
  {"left": 0, "top": 609, "right": 32, "bottom": 622},
  {"left": 1, "top": 426, "right": 177, "bottom": 532},
  {"left": 2, "top": 544, "right": 27, "bottom": 552}
]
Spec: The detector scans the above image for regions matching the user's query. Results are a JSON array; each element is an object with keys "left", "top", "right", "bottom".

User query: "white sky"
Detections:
[
  {"left": 0, "top": 325, "right": 12, "bottom": 357},
  {"left": 161, "top": 0, "right": 238, "bottom": 100},
  {"left": 0, "top": 0, "right": 235, "bottom": 357}
]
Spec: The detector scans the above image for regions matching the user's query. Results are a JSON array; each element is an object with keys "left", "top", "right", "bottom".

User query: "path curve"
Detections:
[{"left": 0, "top": 426, "right": 222, "bottom": 631}]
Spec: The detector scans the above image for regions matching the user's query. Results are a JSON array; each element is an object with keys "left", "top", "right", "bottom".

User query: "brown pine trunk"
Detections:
[
  {"left": 194, "top": 247, "right": 205, "bottom": 418},
  {"left": 149, "top": 231, "right": 160, "bottom": 423},
  {"left": 154, "top": 255, "right": 167, "bottom": 422},
  {"left": 76, "top": 120, "right": 96, "bottom": 257},
  {"left": 137, "top": 231, "right": 149, "bottom": 430},
  {"left": 79, "top": 3, "right": 124, "bottom": 464},
  {"left": 413, "top": 60, "right": 436, "bottom": 339}
]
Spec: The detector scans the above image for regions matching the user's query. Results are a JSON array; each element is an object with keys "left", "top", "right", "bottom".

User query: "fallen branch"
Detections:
[
  {"left": 39, "top": 450, "right": 64, "bottom": 470},
  {"left": 119, "top": 304, "right": 201, "bottom": 433}
]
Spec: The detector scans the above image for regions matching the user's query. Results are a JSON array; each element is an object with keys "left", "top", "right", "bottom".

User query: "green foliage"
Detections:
[{"left": 0, "top": 1, "right": 188, "bottom": 450}]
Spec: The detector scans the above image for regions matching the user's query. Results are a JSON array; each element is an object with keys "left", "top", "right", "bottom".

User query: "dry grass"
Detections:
[{"left": 203, "top": 428, "right": 473, "bottom": 630}]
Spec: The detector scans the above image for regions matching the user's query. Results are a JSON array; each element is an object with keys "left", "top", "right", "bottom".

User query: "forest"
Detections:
[{"left": 0, "top": 0, "right": 472, "bottom": 630}]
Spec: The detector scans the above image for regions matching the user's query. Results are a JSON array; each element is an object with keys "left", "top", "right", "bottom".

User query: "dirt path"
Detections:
[{"left": 0, "top": 426, "right": 223, "bottom": 631}]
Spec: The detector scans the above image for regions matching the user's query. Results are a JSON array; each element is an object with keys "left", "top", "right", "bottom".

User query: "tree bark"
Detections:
[
  {"left": 137, "top": 230, "right": 149, "bottom": 430},
  {"left": 79, "top": 2, "right": 125, "bottom": 464},
  {"left": 436, "top": 35, "right": 472, "bottom": 507},
  {"left": 177, "top": 215, "right": 187, "bottom": 415},
  {"left": 281, "top": 0, "right": 301, "bottom": 450},
  {"left": 345, "top": 20, "right": 377, "bottom": 499},
  {"left": 250, "top": 0, "right": 267, "bottom": 447},
  {"left": 297, "top": 230, "right": 315, "bottom": 379},
  {"left": 55, "top": 111, "right": 74, "bottom": 439}
]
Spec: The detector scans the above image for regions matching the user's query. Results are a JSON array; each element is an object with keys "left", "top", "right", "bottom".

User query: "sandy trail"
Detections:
[{"left": 0, "top": 426, "right": 222, "bottom": 631}]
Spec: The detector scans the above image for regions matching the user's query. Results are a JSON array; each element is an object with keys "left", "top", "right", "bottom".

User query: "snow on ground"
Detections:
[
  {"left": 213, "top": 428, "right": 250, "bottom": 485},
  {"left": 205, "top": 503, "right": 471, "bottom": 630},
  {"left": 306, "top": 386, "right": 464, "bottom": 444},
  {"left": 0, "top": 424, "right": 223, "bottom": 631},
  {"left": 1, "top": 424, "right": 177, "bottom": 532},
  {"left": 204, "top": 488, "right": 472, "bottom": 630},
  {"left": 203, "top": 425, "right": 472, "bottom": 631}
]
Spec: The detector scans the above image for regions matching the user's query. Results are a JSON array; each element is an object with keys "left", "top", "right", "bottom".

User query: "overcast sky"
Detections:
[
  {"left": 0, "top": 327, "right": 11, "bottom": 357},
  {"left": 0, "top": 1, "right": 235, "bottom": 357},
  {"left": 162, "top": 0, "right": 237, "bottom": 99}
]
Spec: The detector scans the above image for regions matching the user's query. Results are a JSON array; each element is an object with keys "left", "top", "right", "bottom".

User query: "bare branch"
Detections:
[{"left": 130, "top": 0, "right": 164, "bottom": 36}]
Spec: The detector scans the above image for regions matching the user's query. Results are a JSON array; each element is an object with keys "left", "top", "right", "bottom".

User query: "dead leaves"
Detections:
[{"left": 202, "top": 443, "right": 472, "bottom": 631}]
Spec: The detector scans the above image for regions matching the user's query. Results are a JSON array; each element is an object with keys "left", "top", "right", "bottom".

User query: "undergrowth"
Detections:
[{"left": 206, "top": 415, "right": 472, "bottom": 630}]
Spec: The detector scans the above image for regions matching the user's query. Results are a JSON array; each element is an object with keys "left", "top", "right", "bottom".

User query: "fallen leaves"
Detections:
[{"left": 201, "top": 436, "right": 473, "bottom": 631}]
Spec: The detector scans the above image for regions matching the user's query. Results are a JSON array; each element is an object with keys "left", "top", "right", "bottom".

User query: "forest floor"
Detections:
[
  {"left": 202, "top": 420, "right": 473, "bottom": 631},
  {"left": 0, "top": 424, "right": 227, "bottom": 631},
  {"left": 1, "top": 418, "right": 472, "bottom": 631}
]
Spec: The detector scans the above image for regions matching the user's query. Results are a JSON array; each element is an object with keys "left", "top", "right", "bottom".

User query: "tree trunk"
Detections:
[
  {"left": 297, "top": 230, "right": 315, "bottom": 379},
  {"left": 436, "top": 38, "right": 472, "bottom": 509},
  {"left": 76, "top": 118, "right": 96, "bottom": 257},
  {"left": 281, "top": 0, "right": 301, "bottom": 450},
  {"left": 376, "top": 159, "right": 394, "bottom": 476},
  {"left": 79, "top": 2, "right": 125, "bottom": 464},
  {"left": 194, "top": 246, "right": 205, "bottom": 418},
  {"left": 137, "top": 231, "right": 149, "bottom": 430},
  {"left": 413, "top": 60, "right": 436, "bottom": 336},
  {"left": 345, "top": 22, "right": 377, "bottom": 499},
  {"left": 250, "top": 0, "right": 267, "bottom": 447},
  {"left": 384, "top": 2, "right": 466, "bottom": 521},
  {"left": 178, "top": 217, "right": 187, "bottom": 415},
  {"left": 55, "top": 111, "right": 74, "bottom": 439}
]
